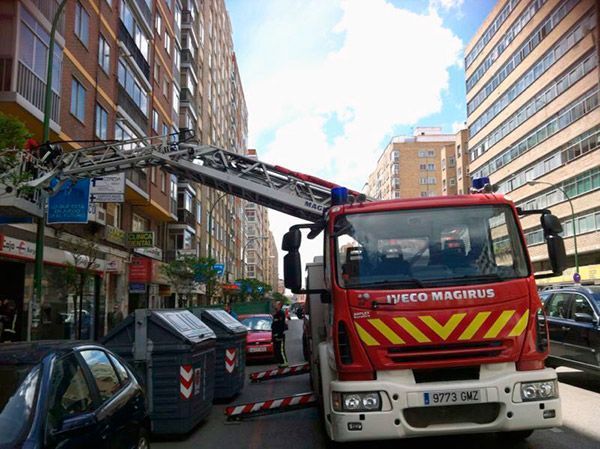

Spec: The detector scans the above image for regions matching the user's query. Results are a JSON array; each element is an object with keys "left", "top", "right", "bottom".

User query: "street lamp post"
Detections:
[
  {"left": 528, "top": 180, "right": 579, "bottom": 281},
  {"left": 29, "top": 0, "right": 68, "bottom": 341}
]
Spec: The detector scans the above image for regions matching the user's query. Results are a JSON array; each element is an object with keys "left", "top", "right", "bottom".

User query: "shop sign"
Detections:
[
  {"left": 90, "top": 174, "right": 125, "bottom": 203},
  {"left": 135, "top": 246, "right": 163, "bottom": 260},
  {"left": 126, "top": 232, "right": 155, "bottom": 248},
  {"left": 1, "top": 236, "right": 36, "bottom": 259},
  {"left": 177, "top": 248, "right": 198, "bottom": 258},
  {"left": 105, "top": 225, "right": 126, "bottom": 246},
  {"left": 105, "top": 259, "right": 123, "bottom": 272},
  {"left": 129, "top": 283, "right": 146, "bottom": 293},
  {"left": 47, "top": 179, "right": 90, "bottom": 224},
  {"left": 129, "top": 256, "right": 153, "bottom": 282}
]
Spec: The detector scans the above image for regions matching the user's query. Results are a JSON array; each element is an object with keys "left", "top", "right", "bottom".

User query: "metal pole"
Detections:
[
  {"left": 206, "top": 192, "right": 227, "bottom": 302},
  {"left": 30, "top": 0, "right": 67, "bottom": 342}
]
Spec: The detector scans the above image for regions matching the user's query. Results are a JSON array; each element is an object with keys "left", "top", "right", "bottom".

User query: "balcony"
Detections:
[
  {"left": 182, "top": 10, "right": 194, "bottom": 26},
  {"left": 0, "top": 58, "right": 12, "bottom": 91},
  {"left": 132, "top": 0, "right": 152, "bottom": 28},
  {"left": 15, "top": 62, "right": 60, "bottom": 123},
  {"left": 181, "top": 48, "right": 197, "bottom": 67},
  {"left": 177, "top": 209, "right": 196, "bottom": 228},
  {"left": 118, "top": 20, "right": 150, "bottom": 80},
  {"left": 31, "top": 0, "right": 66, "bottom": 35},
  {"left": 117, "top": 85, "right": 147, "bottom": 131},
  {"left": 180, "top": 88, "right": 197, "bottom": 112}
]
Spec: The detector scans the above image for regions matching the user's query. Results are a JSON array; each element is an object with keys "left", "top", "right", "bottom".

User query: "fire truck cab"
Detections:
[{"left": 285, "top": 188, "right": 566, "bottom": 443}]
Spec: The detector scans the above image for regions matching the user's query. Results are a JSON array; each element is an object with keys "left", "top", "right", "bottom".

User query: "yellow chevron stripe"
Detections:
[
  {"left": 508, "top": 311, "right": 530, "bottom": 337},
  {"left": 354, "top": 323, "right": 379, "bottom": 346},
  {"left": 393, "top": 317, "right": 431, "bottom": 343},
  {"left": 458, "top": 311, "right": 491, "bottom": 341},
  {"left": 484, "top": 310, "right": 515, "bottom": 339},
  {"left": 369, "top": 319, "right": 405, "bottom": 344},
  {"left": 420, "top": 313, "right": 466, "bottom": 340}
]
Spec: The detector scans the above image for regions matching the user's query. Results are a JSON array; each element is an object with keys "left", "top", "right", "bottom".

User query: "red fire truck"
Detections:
[{"left": 11, "top": 133, "right": 567, "bottom": 443}]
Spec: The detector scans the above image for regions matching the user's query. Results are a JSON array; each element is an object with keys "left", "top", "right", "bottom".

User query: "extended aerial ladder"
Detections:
[{"left": 5, "top": 130, "right": 365, "bottom": 223}]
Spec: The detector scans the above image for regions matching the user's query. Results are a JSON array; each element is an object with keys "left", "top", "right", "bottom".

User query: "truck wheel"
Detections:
[{"left": 499, "top": 429, "right": 534, "bottom": 442}]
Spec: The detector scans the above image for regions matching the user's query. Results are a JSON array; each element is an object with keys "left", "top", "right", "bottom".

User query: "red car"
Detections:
[{"left": 239, "top": 314, "right": 274, "bottom": 361}]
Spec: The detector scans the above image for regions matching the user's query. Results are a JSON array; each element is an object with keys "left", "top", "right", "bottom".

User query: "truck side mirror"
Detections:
[
  {"left": 541, "top": 214, "right": 563, "bottom": 234},
  {"left": 284, "top": 252, "right": 302, "bottom": 292},
  {"left": 282, "top": 229, "right": 301, "bottom": 251},
  {"left": 546, "top": 234, "right": 567, "bottom": 274}
]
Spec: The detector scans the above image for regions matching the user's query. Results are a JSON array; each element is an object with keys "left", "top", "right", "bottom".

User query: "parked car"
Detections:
[
  {"left": 0, "top": 341, "right": 150, "bottom": 449},
  {"left": 239, "top": 314, "right": 274, "bottom": 361},
  {"left": 540, "top": 285, "right": 600, "bottom": 374}
]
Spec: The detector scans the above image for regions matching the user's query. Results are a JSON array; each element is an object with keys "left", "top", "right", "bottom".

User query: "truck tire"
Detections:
[{"left": 499, "top": 429, "right": 534, "bottom": 442}]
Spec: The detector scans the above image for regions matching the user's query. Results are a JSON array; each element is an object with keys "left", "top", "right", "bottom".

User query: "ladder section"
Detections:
[{"left": 16, "top": 132, "right": 363, "bottom": 223}]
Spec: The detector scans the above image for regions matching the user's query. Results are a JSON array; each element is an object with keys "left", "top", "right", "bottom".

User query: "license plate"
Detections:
[
  {"left": 423, "top": 389, "right": 482, "bottom": 406},
  {"left": 248, "top": 346, "right": 267, "bottom": 353}
]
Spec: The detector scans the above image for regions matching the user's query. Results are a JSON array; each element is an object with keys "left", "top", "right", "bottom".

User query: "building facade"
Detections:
[
  {"left": 366, "top": 127, "right": 455, "bottom": 200},
  {"left": 0, "top": 0, "right": 250, "bottom": 339},
  {"left": 466, "top": 0, "right": 600, "bottom": 279},
  {"left": 441, "top": 128, "right": 470, "bottom": 196}
]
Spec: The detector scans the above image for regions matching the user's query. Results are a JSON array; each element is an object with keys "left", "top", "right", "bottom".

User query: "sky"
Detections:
[{"left": 225, "top": 0, "right": 497, "bottom": 281}]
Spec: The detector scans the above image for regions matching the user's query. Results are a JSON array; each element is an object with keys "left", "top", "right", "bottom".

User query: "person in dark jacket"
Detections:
[{"left": 272, "top": 301, "right": 288, "bottom": 368}]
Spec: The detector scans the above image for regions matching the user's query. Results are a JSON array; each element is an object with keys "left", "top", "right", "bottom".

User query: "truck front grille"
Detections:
[
  {"left": 403, "top": 403, "right": 500, "bottom": 428},
  {"left": 387, "top": 340, "right": 506, "bottom": 364}
]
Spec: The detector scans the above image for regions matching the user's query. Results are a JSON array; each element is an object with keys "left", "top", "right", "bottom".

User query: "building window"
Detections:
[
  {"left": 132, "top": 213, "right": 148, "bottom": 232},
  {"left": 118, "top": 59, "right": 148, "bottom": 115},
  {"left": 106, "top": 203, "right": 121, "bottom": 228},
  {"left": 427, "top": 163, "right": 435, "bottom": 171},
  {"left": 196, "top": 200, "right": 202, "bottom": 224},
  {"left": 95, "top": 104, "right": 108, "bottom": 139},
  {"left": 162, "top": 123, "right": 169, "bottom": 136},
  {"left": 70, "top": 78, "right": 86, "bottom": 122},
  {"left": 152, "top": 109, "right": 159, "bottom": 132},
  {"left": 164, "top": 33, "right": 171, "bottom": 55},
  {"left": 449, "top": 178, "right": 456, "bottom": 186},
  {"left": 154, "top": 62, "right": 160, "bottom": 82},
  {"left": 155, "top": 13, "right": 162, "bottom": 34},
  {"left": 160, "top": 171, "right": 166, "bottom": 192},
  {"left": 74, "top": 2, "right": 89, "bottom": 46},
  {"left": 150, "top": 166, "right": 156, "bottom": 184},
  {"left": 98, "top": 35, "right": 110, "bottom": 73},
  {"left": 162, "top": 79, "right": 169, "bottom": 97},
  {"left": 120, "top": 0, "right": 149, "bottom": 60}
]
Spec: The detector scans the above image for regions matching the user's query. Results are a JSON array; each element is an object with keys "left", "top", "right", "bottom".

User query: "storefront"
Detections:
[{"left": 0, "top": 233, "right": 106, "bottom": 341}]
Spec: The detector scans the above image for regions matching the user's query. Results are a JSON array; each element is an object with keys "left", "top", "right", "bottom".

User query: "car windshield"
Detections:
[
  {"left": 335, "top": 205, "right": 529, "bottom": 289},
  {"left": 0, "top": 364, "right": 40, "bottom": 449},
  {"left": 240, "top": 316, "right": 272, "bottom": 331}
]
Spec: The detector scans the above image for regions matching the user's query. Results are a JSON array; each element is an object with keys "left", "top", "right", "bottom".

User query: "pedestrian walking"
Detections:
[
  {"left": 225, "top": 303, "right": 238, "bottom": 320},
  {"left": 272, "top": 301, "right": 288, "bottom": 368},
  {"left": 1, "top": 300, "right": 17, "bottom": 342}
]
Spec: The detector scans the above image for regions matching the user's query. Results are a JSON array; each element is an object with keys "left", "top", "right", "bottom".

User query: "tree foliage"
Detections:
[
  {"left": 161, "top": 255, "right": 199, "bottom": 307},
  {"left": 234, "top": 278, "right": 272, "bottom": 302},
  {"left": 0, "top": 112, "right": 31, "bottom": 149}
]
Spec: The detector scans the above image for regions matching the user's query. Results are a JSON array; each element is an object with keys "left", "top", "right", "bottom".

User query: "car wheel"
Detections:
[
  {"left": 498, "top": 429, "right": 534, "bottom": 442},
  {"left": 137, "top": 428, "right": 151, "bottom": 449}
]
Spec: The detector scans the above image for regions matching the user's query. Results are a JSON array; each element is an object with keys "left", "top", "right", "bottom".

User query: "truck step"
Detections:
[
  {"left": 225, "top": 391, "right": 317, "bottom": 421},
  {"left": 249, "top": 362, "right": 310, "bottom": 382}
]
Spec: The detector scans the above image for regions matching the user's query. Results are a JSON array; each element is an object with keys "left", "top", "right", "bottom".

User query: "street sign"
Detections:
[
  {"left": 90, "top": 174, "right": 125, "bottom": 203},
  {"left": 214, "top": 263, "right": 225, "bottom": 276},
  {"left": 47, "top": 179, "right": 90, "bottom": 224},
  {"left": 126, "top": 231, "right": 155, "bottom": 248},
  {"left": 129, "top": 283, "right": 146, "bottom": 293},
  {"left": 135, "top": 246, "right": 163, "bottom": 260}
]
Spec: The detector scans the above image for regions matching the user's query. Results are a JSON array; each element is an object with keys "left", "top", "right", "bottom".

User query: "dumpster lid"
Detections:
[
  {"left": 201, "top": 309, "right": 248, "bottom": 334},
  {"left": 153, "top": 310, "right": 216, "bottom": 343}
]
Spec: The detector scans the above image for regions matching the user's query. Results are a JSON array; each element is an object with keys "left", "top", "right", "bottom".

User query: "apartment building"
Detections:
[
  {"left": 366, "top": 127, "right": 455, "bottom": 200},
  {"left": 441, "top": 128, "right": 470, "bottom": 196},
  {"left": 466, "top": 0, "right": 600, "bottom": 280},
  {"left": 265, "top": 231, "right": 279, "bottom": 292},
  {"left": 167, "top": 0, "right": 248, "bottom": 302}
]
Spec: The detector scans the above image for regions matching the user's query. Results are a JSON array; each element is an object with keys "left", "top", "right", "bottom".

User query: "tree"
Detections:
[
  {"left": 0, "top": 113, "right": 34, "bottom": 197},
  {"left": 161, "top": 255, "right": 200, "bottom": 307},
  {"left": 271, "top": 292, "right": 290, "bottom": 304},
  {"left": 234, "top": 278, "right": 272, "bottom": 302},
  {"left": 0, "top": 112, "right": 31, "bottom": 149},
  {"left": 193, "top": 257, "right": 221, "bottom": 304},
  {"left": 62, "top": 237, "right": 100, "bottom": 340}
]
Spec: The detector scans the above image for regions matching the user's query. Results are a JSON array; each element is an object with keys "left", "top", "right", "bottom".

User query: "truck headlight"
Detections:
[
  {"left": 520, "top": 381, "right": 558, "bottom": 401},
  {"left": 332, "top": 392, "right": 381, "bottom": 412}
]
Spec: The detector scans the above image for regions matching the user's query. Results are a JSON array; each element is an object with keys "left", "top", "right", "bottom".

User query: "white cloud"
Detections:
[
  {"left": 429, "top": 0, "right": 464, "bottom": 12},
  {"left": 452, "top": 121, "right": 467, "bottom": 133},
  {"left": 237, "top": 0, "right": 464, "bottom": 277}
]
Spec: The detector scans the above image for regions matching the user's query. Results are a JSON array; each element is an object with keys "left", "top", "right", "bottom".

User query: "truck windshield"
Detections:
[{"left": 335, "top": 205, "right": 529, "bottom": 289}]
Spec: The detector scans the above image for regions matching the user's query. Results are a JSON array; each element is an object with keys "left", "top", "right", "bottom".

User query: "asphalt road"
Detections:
[{"left": 156, "top": 319, "right": 600, "bottom": 449}]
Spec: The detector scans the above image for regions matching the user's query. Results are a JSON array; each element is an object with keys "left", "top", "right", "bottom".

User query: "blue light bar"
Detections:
[
  {"left": 331, "top": 187, "right": 348, "bottom": 206},
  {"left": 472, "top": 177, "right": 490, "bottom": 190}
]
